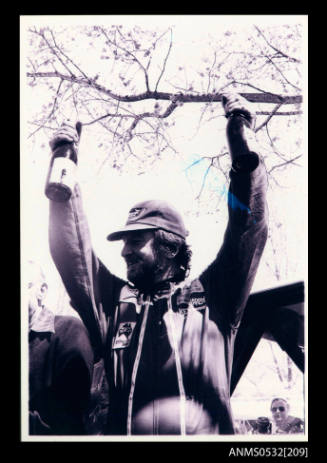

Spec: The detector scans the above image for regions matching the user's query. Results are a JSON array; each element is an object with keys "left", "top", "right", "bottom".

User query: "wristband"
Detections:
[{"left": 225, "top": 110, "right": 256, "bottom": 130}]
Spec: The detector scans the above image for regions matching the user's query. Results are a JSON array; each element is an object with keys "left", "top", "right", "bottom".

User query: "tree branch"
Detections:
[
  {"left": 124, "top": 102, "right": 178, "bottom": 141},
  {"left": 30, "top": 28, "right": 75, "bottom": 77},
  {"left": 26, "top": 71, "right": 303, "bottom": 105},
  {"left": 257, "top": 111, "right": 302, "bottom": 116},
  {"left": 100, "top": 26, "right": 150, "bottom": 92},
  {"left": 255, "top": 103, "right": 284, "bottom": 132},
  {"left": 155, "top": 28, "right": 173, "bottom": 92},
  {"left": 265, "top": 124, "right": 289, "bottom": 162},
  {"left": 207, "top": 51, "right": 217, "bottom": 93},
  {"left": 195, "top": 158, "right": 214, "bottom": 200},
  {"left": 254, "top": 25, "right": 301, "bottom": 63},
  {"left": 27, "top": 79, "right": 64, "bottom": 139},
  {"left": 268, "top": 155, "right": 302, "bottom": 173},
  {"left": 263, "top": 54, "right": 301, "bottom": 92},
  {"left": 48, "top": 29, "right": 88, "bottom": 79}
]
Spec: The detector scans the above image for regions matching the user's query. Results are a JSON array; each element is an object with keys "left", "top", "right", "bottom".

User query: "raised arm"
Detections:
[
  {"left": 200, "top": 93, "right": 268, "bottom": 332},
  {"left": 47, "top": 123, "right": 125, "bottom": 360}
]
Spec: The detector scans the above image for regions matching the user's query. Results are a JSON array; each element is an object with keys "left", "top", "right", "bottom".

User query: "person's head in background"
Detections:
[
  {"left": 27, "top": 260, "right": 48, "bottom": 323},
  {"left": 270, "top": 397, "right": 289, "bottom": 428}
]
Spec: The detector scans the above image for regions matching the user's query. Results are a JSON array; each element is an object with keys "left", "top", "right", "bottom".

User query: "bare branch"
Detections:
[
  {"left": 124, "top": 101, "right": 178, "bottom": 141},
  {"left": 28, "top": 121, "right": 57, "bottom": 131},
  {"left": 82, "top": 112, "right": 135, "bottom": 126},
  {"left": 195, "top": 158, "right": 215, "bottom": 200},
  {"left": 160, "top": 101, "right": 178, "bottom": 118},
  {"left": 257, "top": 111, "right": 302, "bottom": 116},
  {"left": 254, "top": 25, "right": 301, "bottom": 63},
  {"left": 96, "top": 101, "right": 124, "bottom": 176},
  {"left": 28, "top": 79, "right": 64, "bottom": 139},
  {"left": 30, "top": 28, "right": 75, "bottom": 77},
  {"left": 268, "top": 155, "right": 303, "bottom": 174},
  {"left": 27, "top": 57, "right": 37, "bottom": 74},
  {"left": 212, "top": 152, "right": 230, "bottom": 181},
  {"left": 26, "top": 72, "right": 303, "bottom": 105},
  {"left": 192, "top": 103, "right": 213, "bottom": 138},
  {"left": 207, "top": 52, "right": 217, "bottom": 93},
  {"left": 255, "top": 103, "right": 284, "bottom": 132},
  {"left": 224, "top": 80, "right": 283, "bottom": 99},
  {"left": 100, "top": 26, "right": 150, "bottom": 92},
  {"left": 80, "top": 98, "right": 124, "bottom": 140},
  {"left": 265, "top": 125, "right": 289, "bottom": 161},
  {"left": 263, "top": 54, "right": 301, "bottom": 92},
  {"left": 155, "top": 28, "right": 173, "bottom": 92},
  {"left": 48, "top": 29, "right": 88, "bottom": 79}
]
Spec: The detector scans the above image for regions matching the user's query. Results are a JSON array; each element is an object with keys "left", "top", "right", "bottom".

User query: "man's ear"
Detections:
[{"left": 164, "top": 245, "right": 179, "bottom": 259}]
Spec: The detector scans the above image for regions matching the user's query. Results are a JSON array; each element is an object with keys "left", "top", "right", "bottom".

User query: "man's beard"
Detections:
[
  {"left": 126, "top": 253, "right": 166, "bottom": 292},
  {"left": 126, "top": 259, "right": 157, "bottom": 291}
]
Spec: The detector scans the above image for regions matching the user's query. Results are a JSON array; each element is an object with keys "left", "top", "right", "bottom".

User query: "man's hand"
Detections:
[
  {"left": 221, "top": 92, "right": 256, "bottom": 130},
  {"left": 49, "top": 121, "right": 82, "bottom": 152}
]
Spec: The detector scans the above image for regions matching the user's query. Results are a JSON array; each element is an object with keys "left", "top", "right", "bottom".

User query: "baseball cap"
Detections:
[{"left": 107, "top": 200, "right": 188, "bottom": 241}]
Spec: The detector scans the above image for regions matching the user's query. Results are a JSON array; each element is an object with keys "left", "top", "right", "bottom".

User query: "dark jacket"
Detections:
[
  {"left": 49, "top": 122, "right": 268, "bottom": 435},
  {"left": 29, "top": 315, "right": 94, "bottom": 435}
]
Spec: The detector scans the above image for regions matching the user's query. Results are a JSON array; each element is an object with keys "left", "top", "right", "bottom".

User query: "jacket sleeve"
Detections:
[
  {"left": 200, "top": 117, "right": 269, "bottom": 333},
  {"left": 49, "top": 183, "right": 125, "bottom": 360}
]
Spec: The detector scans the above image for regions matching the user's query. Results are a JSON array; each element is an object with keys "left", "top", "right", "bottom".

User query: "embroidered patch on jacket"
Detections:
[
  {"left": 112, "top": 322, "right": 136, "bottom": 349},
  {"left": 128, "top": 208, "right": 144, "bottom": 220},
  {"left": 190, "top": 292, "right": 207, "bottom": 310}
]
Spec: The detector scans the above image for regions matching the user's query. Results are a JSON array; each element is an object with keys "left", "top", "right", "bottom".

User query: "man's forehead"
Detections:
[
  {"left": 272, "top": 400, "right": 288, "bottom": 407},
  {"left": 122, "top": 230, "right": 155, "bottom": 241}
]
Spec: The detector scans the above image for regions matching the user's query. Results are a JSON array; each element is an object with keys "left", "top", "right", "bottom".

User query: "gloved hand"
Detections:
[
  {"left": 221, "top": 92, "right": 256, "bottom": 130},
  {"left": 49, "top": 121, "right": 82, "bottom": 152}
]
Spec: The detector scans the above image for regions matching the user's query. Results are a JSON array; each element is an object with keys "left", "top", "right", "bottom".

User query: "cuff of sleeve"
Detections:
[{"left": 231, "top": 152, "right": 260, "bottom": 173}]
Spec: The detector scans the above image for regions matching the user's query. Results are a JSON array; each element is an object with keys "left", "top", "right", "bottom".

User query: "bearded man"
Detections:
[{"left": 48, "top": 93, "right": 268, "bottom": 435}]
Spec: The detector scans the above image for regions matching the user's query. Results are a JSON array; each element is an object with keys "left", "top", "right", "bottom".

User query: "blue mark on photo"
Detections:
[{"left": 184, "top": 156, "right": 256, "bottom": 223}]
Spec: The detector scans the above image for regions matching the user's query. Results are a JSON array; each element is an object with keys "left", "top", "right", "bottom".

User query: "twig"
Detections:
[
  {"left": 155, "top": 28, "right": 173, "bottom": 92},
  {"left": 264, "top": 54, "right": 301, "bottom": 92},
  {"left": 31, "top": 28, "right": 74, "bottom": 77},
  {"left": 124, "top": 102, "right": 178, "bottom": 140},
  {"left": 255, "top": 103, "right": 283, "bottom": 133},
  {"left": 265, "top": 125, "right": 288, "bottom": 161},
  {"left": 207, "top": 51, "right": 217, "bottom": 93},
  {"left": 268, "top": 155, "right": 302, "bottom": 173},
  {"left": 228, "top": 80, "right": 283, "bottom": 99},
  {"left": 96, "top": 99, "right": 126, "bottom": 176},
  {"left": 101, "top": 26, "right": 150, "bottom": 92},
  {"left": 49, "top": 29, "right": 88, "bottom": 79},
  {"left": 27, "top": 79, "right": 64, "bottom": 139},
  {"left": 254, "top": 25, "right": 301, "bottom": 63},
  {"left": 257, "top": 111, "right": 302, "bottom": 116}
]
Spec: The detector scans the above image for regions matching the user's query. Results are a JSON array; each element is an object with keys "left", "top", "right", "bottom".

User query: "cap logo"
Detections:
[{"left": 128, "top": 207, "right": 144, "bottom": 221}]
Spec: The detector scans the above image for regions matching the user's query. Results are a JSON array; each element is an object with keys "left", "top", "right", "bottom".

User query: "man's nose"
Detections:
[{"left": 121, "top": 242, "right": 132, "bottom": 258}]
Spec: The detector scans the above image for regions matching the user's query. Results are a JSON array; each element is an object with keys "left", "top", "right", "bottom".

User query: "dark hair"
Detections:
[
  {"left": 270, "top": 398, "right": 288, "bottom": 409},
  {"left": 153, "top": 229, "right": 192, "bottom": 283}
]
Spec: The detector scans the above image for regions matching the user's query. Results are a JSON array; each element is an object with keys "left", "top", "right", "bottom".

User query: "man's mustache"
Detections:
[{"left": 125, "top": 256, "right": 142, "bottom": 265}]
